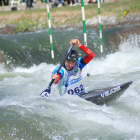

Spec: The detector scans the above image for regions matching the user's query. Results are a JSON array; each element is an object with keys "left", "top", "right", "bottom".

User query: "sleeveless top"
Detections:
[{"left": 53, "top": 57, "right": 86, "bottom": 96}]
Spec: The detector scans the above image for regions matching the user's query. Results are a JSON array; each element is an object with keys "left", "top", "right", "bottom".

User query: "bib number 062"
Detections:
[{"left": 68, "top": 84, "right": 84, "bottom": 95}]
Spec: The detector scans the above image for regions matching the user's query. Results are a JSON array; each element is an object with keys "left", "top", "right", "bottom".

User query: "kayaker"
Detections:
[{"left": 51, "top": 39, "right": 95, "bottom": 96}]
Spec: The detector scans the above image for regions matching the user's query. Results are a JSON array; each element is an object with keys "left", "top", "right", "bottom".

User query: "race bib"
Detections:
[{"left": 67, "top": 84, "right": 85, "bottom": 95}]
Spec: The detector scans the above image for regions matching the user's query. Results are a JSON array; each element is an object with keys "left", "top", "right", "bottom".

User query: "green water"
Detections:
[{"left": 0, "top": 26, "right": 140, "bottom": 140}]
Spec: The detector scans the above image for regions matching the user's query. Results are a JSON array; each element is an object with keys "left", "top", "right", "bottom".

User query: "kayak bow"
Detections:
[{"left": 78, "top": 81, "right": 132, "bottom": 105}]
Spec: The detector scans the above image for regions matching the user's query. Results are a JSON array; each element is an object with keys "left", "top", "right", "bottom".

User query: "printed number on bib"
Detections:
[{"left": 68, "top": 84, "right": 84, "bottom": 95}]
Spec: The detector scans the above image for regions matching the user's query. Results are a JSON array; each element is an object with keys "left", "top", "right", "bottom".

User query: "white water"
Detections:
[{"left": 0, "top": 33, "right": 140, "bottom": 140}]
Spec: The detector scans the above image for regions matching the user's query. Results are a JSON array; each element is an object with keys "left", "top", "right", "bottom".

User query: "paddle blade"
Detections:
[{"left": 40, "top": 87, "right": 51, "bottom": 98}]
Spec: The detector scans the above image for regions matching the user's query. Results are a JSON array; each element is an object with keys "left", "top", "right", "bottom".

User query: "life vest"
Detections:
[{"left": 57, "top": 61, "right": 85, "bottom": 96}]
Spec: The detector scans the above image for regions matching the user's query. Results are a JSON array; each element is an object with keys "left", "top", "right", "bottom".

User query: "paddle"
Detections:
[{"left": 40, "top": 43, "right": 74, "bottom": 98}]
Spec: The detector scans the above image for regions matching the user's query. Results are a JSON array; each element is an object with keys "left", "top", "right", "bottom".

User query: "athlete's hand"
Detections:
[
  {"left": 70, "top": 39, "right": 81, "bottom": 48},
  {"left": 51, "top": 74, "right": 59, "bottom": 83}
]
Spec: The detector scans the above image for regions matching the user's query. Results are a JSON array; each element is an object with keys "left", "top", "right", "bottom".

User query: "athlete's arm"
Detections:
[
  {"left": 70, "top": 39, "right": 95, "bottom": 65},
  {"left": 51, "top": 74, "right": 61, "bottom": 84},
  {"left": 79, "top": 44, "right": 95, "bottom": 64},
  {"left": 52, "top": 66, "right": 64, "bottom": 84}
]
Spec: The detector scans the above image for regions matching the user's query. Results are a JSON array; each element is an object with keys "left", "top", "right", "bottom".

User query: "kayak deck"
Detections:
[{"left": 78, "top": 81, "right": 132, "bottom": 105}]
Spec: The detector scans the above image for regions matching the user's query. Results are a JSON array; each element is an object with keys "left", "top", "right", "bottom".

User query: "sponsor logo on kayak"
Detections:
[
  {"left": 101, "top": 86, "right": 121, "bottom": 98},
  {"left": 70, "top": 76, "right": 81, "bottom": 85}
]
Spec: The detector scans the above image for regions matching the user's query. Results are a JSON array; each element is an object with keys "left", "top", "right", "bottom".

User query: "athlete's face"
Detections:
[{"left": 65, "top": 59, "right": 76, "bottom": 70}]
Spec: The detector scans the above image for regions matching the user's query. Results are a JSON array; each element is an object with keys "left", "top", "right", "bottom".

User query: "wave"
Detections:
[
  {"left": 0, "top": 28, "right": 140, "bottom": 75},
  {"left": 82, "top": 34, "right": 140, "bottom": 75}
]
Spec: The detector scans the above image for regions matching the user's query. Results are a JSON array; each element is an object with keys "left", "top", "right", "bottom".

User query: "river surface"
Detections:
[{"left": 0, "top": 25, "right": 140, "bottom": 140}]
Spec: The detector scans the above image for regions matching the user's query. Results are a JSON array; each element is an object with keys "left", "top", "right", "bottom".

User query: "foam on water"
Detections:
[
  {"left": 1, "top": 34, "right": 140, "bottom": 77},
  {"left": 0, "top": 30, "right": 140, "bottom": 140},
  {"left": 0, "top": 63, "right": 6, "bottom": 73},
  {"left": 12, "top": 63, "right": 57, "bottom": 73},
  {"left": 82, "top": 34, "right": 140, "bottom": 76}
]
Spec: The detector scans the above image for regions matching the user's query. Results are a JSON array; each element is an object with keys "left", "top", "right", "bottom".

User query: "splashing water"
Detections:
[{"left": 0, "top": 26, "right": 140, "bottom": 140}]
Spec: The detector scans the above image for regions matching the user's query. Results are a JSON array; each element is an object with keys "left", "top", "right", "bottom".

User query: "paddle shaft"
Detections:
[{"left": 48, "top": 44, "right": 74, "bottom": 87}]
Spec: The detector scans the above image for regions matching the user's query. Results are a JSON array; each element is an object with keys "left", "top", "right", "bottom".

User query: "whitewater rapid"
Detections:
[{"left": 0, "top": 27, "right": 140, "bottom": 140}]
